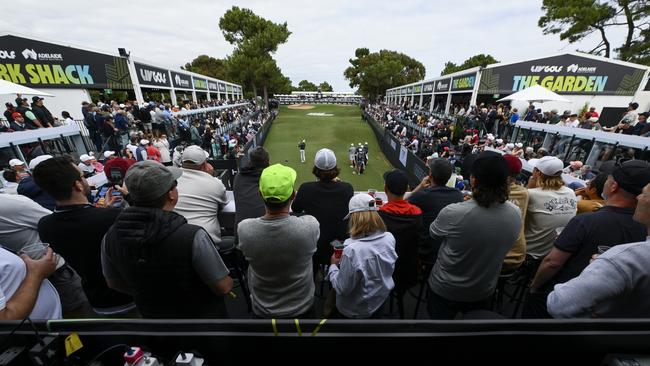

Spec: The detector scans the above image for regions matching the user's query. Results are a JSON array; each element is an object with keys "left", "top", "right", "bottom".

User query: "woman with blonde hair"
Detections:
[
  {"left": 328, "top": 193, "right": 397, "bottom": 319},
  {"left": 525, "top": 156, "right": 577, "bottom": 261}
]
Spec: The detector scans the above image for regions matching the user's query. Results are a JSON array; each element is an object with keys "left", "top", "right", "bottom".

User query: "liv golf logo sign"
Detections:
[{"left": 135, "top": 63, "right": 170, "bottom": 87}]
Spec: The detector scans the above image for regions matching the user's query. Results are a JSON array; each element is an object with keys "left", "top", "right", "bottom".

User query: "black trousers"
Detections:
[{"left": 427, "top": 288, "right": 490, "bottom": 320}]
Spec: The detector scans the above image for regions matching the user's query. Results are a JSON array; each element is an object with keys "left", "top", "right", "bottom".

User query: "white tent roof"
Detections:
[
  {"left": 497, "top": 84, "right": 570, "bottom": 103},
  {"left": 0, "top": 79, "right": 54, "bottom": 97}
]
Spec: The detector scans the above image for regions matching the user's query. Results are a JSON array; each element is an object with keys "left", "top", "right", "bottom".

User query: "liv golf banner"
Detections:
[
  {"left": 0, "top": 35, "right": 132, "bottom": 89},
  {"left": 478, "top": 54, "right": 646, "bottom": 96}
]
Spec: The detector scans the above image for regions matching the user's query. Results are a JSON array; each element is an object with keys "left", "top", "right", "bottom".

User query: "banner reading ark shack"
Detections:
[
  {"left": 0, "top": 35, "right": 132, "bottom": 89},
  {"left": 478, "top": 54, "right": 646, "bottom": 96}
]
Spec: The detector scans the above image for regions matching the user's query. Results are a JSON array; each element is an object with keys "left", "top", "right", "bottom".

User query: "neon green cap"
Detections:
[{"left": 259, "top": 164, "right": 297, "bottom": 202}]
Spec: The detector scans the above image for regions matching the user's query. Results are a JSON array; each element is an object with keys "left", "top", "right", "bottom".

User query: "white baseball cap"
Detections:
[
  {"left": 343, "top": 193, "right": 379, "bottom": 219},
  {"left": 79, "top": 154, "right": 92, "bottom": 163},
  {"left": 140, "top": 139, "right": 150, "bottom": 146},
  {"left": 182, "top": 145, "right": 209, "bottom": 165},
  {"left": 104, "top": 151, "right": 116, "bottom": 159},
  {"left": 28, "top": 155, "right": 53, "bottom": 170},
  {"left": 9, "top": 158, "right": 24, "bottom": 167},
  {"left": 314, "top": 148, "right": 337, "bottom": 170},
  {"left": 530, "top": 156, "right": 564, "bottom": 176}
]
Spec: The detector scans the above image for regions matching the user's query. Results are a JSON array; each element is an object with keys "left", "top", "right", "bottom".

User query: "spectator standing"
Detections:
[
  {"left": 102, "top": 161, "right": 233, "bottom": 318},
  {"left": 174, "top": 146, "right": 229, "bottom": 249},
  {"left": 328, "top": 193, "right": 397, "bottom": 318},
  {"left": 61, "top": 111, "right": 75, "bottom": 126},
  {"left": 15, "top": 96, "right": 43, "bottom": 129},
  {"left": 153, "top": 132, "right": 172, "bottom": 166},
  {"left": 238, "top": 164, "right": 319, "bottom": 318},
  {"left": 4, "top": 103, "right": 15, "bottom": 124},
  {"left": 427, "top": 152, "right": 521, "bottom": 319},
  {"left": 30, "top": 96, "right": 55, "bottom": 128},
  {"left": 146, "top": 140, "right": 161, "bottom": 162},
  {"left": 292, "top": 149, "right": 354, "bottom": 271},
  {"left": 135, "top": 139, "right": 149, "bottom": 161}
]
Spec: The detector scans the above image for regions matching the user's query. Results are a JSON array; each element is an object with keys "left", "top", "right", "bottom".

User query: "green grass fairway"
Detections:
[{"left": 263, "top": 105, "right": 393, "bottom": 191}]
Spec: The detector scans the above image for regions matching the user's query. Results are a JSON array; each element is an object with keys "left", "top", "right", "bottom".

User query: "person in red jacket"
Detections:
[
  {"left": 146, "top": 140, "right": 161, "bottom": 162},
  {"left": 378, "top": 169, "right": 423, "bottom": 317}
]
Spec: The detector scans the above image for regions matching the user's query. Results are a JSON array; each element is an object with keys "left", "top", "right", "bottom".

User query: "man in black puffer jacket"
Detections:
[{"left": 101, "top": 161, "right": 233, "bottom": 318}]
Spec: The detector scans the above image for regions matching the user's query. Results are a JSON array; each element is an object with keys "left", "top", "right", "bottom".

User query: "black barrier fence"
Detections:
[
  {"left": 3, "top": 318, "right": 650, "bottom": 362},
  {"left": 365, "top": 112, "right": 429, "bottom": 188}
]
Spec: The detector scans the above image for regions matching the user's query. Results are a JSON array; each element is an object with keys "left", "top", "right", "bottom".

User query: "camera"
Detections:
[{"left": 109, "top": 167, "right": 123, "bottom": 185}]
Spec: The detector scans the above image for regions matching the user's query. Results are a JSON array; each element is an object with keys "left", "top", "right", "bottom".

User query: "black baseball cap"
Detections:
[
  {"left": 471, "top": 151, "right": 508, "bottom": 185},
  {"left": 612, "top": 160, "right": 650, "bottom": 195},
  {"left": 32, "top": 96, "right": 43, "bottom": 102},
  {"left": 383, "top": 170, "right": 409, "bottom": 196}
]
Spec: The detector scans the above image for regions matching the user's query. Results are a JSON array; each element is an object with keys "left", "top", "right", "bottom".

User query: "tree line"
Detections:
[{"left": 185, "top": 3, "right": 649, "bottom": 104}]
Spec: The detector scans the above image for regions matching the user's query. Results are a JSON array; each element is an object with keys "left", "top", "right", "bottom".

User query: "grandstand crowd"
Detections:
[{"left": 0, "top": 96, "right": 649, "bottom": 322}]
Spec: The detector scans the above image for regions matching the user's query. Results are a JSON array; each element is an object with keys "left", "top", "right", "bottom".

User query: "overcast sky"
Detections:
[{"left": 3, "top": 0, "right": 631, "bottom": 92}]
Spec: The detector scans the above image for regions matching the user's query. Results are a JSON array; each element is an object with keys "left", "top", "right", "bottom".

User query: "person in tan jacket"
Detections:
[
  {"left": 575, "top": 173, "right": 606, "bottom": 215},
  {"left": 502, "top": 154, "right": 528, "bottom": 273}
]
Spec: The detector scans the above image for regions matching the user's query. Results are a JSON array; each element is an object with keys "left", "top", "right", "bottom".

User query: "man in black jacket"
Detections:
[
  {"left": 233, "top": 147, "right": 269, "bottom": 238},
  {"left": 33, "top": 156, "right": 134, "bottom": 316},
  {"left": 292, "top": 148, "right": 354, "bottom": 269},
  {"left": 101, "top": 160, "right": 233, "bottom": 318},
  {"left": 31, "top": 96, "right": 55, "bottom": 128},
  {"left": 4, "top": 103, "right": 15, "bottom": 124},
  {"left": 379, "top": 170, "right": 423, "bottom": 315},
  {"left": 408, "top": 158, "right": 463, "bottom": 262}
]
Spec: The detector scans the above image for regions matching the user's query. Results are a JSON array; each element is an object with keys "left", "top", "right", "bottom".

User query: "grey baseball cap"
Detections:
[
  {"left": 125, "top": 160, "right": 182, "bottom": 203},
  {"left": 314, "top": 148, "right": 337, "bottom": 170}
]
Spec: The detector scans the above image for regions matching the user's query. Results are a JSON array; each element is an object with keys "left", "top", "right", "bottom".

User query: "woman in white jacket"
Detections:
[{"left": 328, "top": 193, "right": 397, "bottom": 319}]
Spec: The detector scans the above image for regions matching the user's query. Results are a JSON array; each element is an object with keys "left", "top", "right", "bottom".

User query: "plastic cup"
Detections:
[
  {"left": 19, "top": 243, "right": 50, "bottom": 260},
  {"left": 597, "top": 245, "right": 611, "bottom": 255}
]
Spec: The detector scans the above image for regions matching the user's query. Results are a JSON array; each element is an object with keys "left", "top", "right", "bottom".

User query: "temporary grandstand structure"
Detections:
[{"left": 386, "top": 52, "right": 650, "bottom": 123}]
